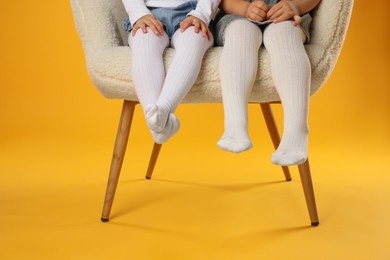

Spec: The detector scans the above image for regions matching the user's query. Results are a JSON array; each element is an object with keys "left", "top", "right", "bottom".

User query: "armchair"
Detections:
[{"left": 71, "top": 0, "right": 354, "bottom": 226}]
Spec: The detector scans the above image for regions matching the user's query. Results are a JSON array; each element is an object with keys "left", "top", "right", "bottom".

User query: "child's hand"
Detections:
[
  {"left": 179, "top": 16, "right": 213, "bottom": 41},
  {"left": 244, "top": 0, "right": 270, "bottom": 22},
  {"left": 132, "top": 14, "right": 164, "bottom": 36},
  {"left": 266, "top": 0, "right": 301, "bottom": 26}
]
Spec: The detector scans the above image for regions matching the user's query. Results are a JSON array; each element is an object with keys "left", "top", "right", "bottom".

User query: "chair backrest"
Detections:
[
  {"left": 71, "top": 0, "right": 128, "bottom": 52},
  {"left": 71, "top": 0, "right": 353, "bottom": 51},
  {"left": 308, "top": 0, "right": 354, "bottom": 93},
  {"left": 106, "top": 0, "right": 129, "bottom": 46},
  {"left": 311, "top": 0, "right": 354, "bottom": 55}
]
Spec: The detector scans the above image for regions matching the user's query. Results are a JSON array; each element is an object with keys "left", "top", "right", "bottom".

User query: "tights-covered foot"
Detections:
[
  {"left": 144, "top": 104, "right": 170, "bottom": 133},
  {"left": 217, "top": 127, "right": 253, "bottom": 153},
  {"left": 271, "top": 132, "right": 308, "bottom": 166},
  {"left": 150, "top": 113, "right": 180, "bottom": 144}
]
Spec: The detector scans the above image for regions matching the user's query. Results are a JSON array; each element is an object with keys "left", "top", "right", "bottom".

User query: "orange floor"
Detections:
[{"left": 1, "top": 109, "right": 389, "bottom": 259}]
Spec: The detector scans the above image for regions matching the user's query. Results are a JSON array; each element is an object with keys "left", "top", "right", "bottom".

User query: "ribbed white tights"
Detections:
[
  {"left": 129, "top": 27, "right": 213, "bottom": 144},
  {"left": 219, "top": 20, "right": 311, "bottom": 166},
  {"left": 218, "top": 20, "right": 262, "bottom": 153}
]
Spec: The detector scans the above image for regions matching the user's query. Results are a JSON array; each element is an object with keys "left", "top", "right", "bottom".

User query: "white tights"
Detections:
[
  {"left": 218, "top": 20, "right": 311, "bottom": 166},
  {"left": 129, "top": 27, "right": 213, "bottom": 144}
]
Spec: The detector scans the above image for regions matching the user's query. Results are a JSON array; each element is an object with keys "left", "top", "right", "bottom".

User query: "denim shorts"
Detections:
[
  {"left": 214, "top": 0, "right": 312, "bottom": 46},
  {"left": 124, "top": 1, "right": 198, "bottom": 38}
]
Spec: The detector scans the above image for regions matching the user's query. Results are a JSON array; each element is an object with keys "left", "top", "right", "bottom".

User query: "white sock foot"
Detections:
[
  {"left": 271, "top": 133, "right": 308, "bottom": 166},
  {"left": 144, "top": 104, "right": 170, "bottom": 133},
  {"left": 150, "top": 113, "right": 180, "bottom": 144},
  {"left": 217, "top": 128, "right": 253, "bottom": 153}
]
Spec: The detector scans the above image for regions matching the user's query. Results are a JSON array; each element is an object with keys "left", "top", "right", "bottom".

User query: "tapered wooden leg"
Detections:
[
  {"left": 145, "top": 143, "right": 162, "bottom": 179},
  {"left": 101, "top": 100, "right": 137, "bottom": 222},
  {"left": 298, "top": 159, "right": 319, "bottom": 226},
  {"left": 260, "top": 103, "right": 292, "bottom": 181}
]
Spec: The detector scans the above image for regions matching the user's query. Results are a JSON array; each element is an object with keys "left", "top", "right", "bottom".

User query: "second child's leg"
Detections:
[
  {"left": 218, "top": 20, "right": 263, "bottom": 153},
  {"left": 263, "top": 21, "right": 311, "bottom": 166},
  {"left": 146, "top": 27, "right": 213, "bottom": 143}
]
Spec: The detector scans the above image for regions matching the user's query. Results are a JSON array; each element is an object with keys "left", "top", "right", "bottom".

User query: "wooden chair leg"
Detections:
[
  {"left": 145, "top": 143, "right": 162, "bottom": 179},
  {"left": 260, "top": 103, "right": 292, "bottom": 181},
  {"left": 298, "top": 159, "right": 320, "bottom": 226},
  {"left": 101, "top": 100, "right": 136, "bottom": 222}
]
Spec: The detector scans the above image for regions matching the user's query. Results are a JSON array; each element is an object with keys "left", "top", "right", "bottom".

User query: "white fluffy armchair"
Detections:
[{"left": 70, "top": 0, "right": 353, "bottom": 225}]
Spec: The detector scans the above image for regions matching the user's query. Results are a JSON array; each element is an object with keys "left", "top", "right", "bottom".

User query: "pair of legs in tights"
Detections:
[
  {"left": 129, "top": 27, "right": 213, "bottom": 144},
  {"left": 218, "top": 20, "right": 311, "bottom": 166}
]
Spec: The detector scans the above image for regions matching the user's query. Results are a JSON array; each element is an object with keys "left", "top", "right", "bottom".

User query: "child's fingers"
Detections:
[
  {"left": 269, "top": 6, "right": 292, "bottom": 23},
  {"left": 267, "top": 1, "right": 300, "bottom": 23},
  {"left": 249, "top": 6, "right": 267, "bottom": 20},
  {"left": 272, "top": 13, "right": 289, "bottom": 23},
  {"left": 147, "top": 23, "right": 159, "bottom": 35},
  {"left": 269, "top": 9, "right": 287, "bottom": 21},
  {"left": 198, "top": 22, "right": 212, "bottom": 41},
  {"left": 247, "top": 9, "right": 266, "bottom": 22},
  {"left": 180, "top": 22, "right": 190, "bottom": 32},
  {"left": 194, "top": 22, "right": 200, "bottom": 33},
  {"left": 256, "top": 9, "right": 268, "bottom": 20},
  {"left": 157, "top": 21, "right": 165, "bottom": 35},
  {"left": 292, "top": 15, "right": 302, "bottom": 26},
  {"left": 138, "top": 22, "right": 147, "bottom": 34},
  {"left": 266, "top": 3, "right": 282, "bottom": 19},
  {"left": 132, "top": 15, "right": 165, "bottom": 36},
  {"left": 131, "top": 25, "right": 139, "bottom": 36},
  {"left": 246, "top": 1, "right": 268, "bottom": 21},
  {"left": 206, "top": 29, "right": 213, "bottom": 41},
  {"left": 200, "top": 23, "right": 207, "bottom": 37},
  {"left": 150, "top": 19, "right": 164, "bottom": 35},
  {"left": 156, "top": 20, "right": 165, "bottom": 35},
  {"left": 180, "top": 19, "right": 191, "bottom": 32},
  {"left": 253, "top": 1, "right": 269, "bottom": 12}
]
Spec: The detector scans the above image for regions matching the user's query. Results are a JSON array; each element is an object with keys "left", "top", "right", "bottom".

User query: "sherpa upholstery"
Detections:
[{"left": 71, "top": 0, "right": 353, "bottom": 103}]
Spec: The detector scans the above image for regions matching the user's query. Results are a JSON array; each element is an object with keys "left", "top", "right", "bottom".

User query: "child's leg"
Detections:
[
  {"left": 146, "top": 27, "right": 213, "bottom": 143},
  {"left": 263, "top": 21, "right": 311, "bottom": 166},
  {"left": 128, "top": 28, "right": 169, "bottom": 113},
  {"left": 218, "top": 20, "right": 263, "bottom": 153}
]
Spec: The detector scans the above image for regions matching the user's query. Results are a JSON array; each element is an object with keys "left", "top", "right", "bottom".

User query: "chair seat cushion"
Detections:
[{"left": 88, "top": 44, "right": 326, "bottom": 103}]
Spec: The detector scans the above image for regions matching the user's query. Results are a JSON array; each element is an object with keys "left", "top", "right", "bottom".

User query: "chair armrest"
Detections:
[
  {"left": 70, "top": 0, "right": 125, "bottom": 56},
  {"left": 309, "top": 0, "right": 354, "bottom": 76}
]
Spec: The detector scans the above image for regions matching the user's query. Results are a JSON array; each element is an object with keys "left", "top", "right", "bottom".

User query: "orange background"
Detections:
[
  {"left": 0, "top": 1, "right": 389, "bottom": 145},
  {"left": 1, "top": 0, "right": 389, "bottom": 259}
]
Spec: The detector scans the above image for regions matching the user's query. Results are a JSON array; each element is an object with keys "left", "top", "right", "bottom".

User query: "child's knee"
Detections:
[
  {"left": 264, "top": 21, "right": 303, "bottom": 48},
  {"left": 129, "top": 28, "right": 169, "bottom": 49},
  {"left": 224, "top": 19, "right": 262, "bottom": 46},
  {"left": 226, "top": 19, "right": 259, "bottom": 36},
  {"left": 265, "top": 21, "right": 300, "bottom": 38},
  {"left": 173, "top": 27, "right": 213, "bottom": 48},
  {"left": 182, "top": 26, "right": 209, "bottom": 40}
]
